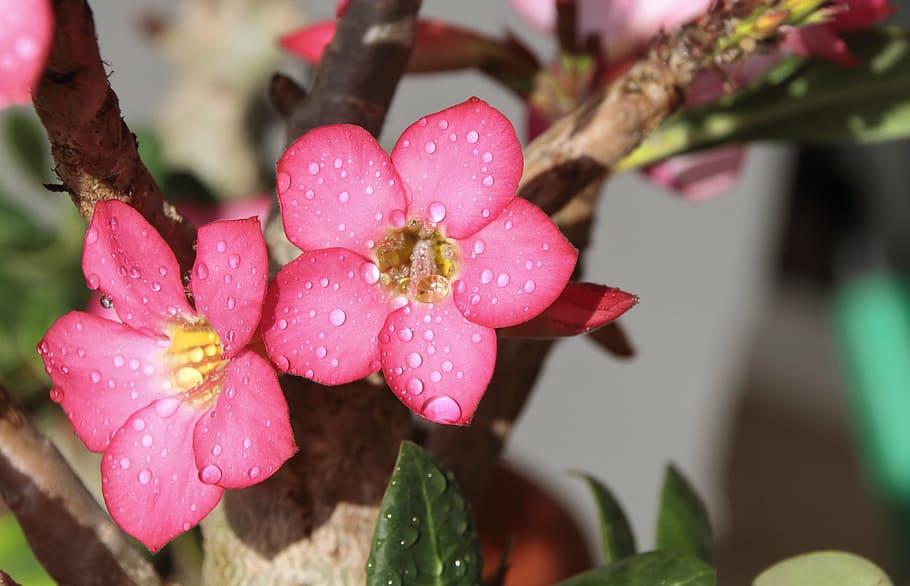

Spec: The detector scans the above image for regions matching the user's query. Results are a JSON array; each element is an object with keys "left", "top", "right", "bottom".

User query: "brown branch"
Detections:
[
  {"left": 205, "top": 1, "right": 421, "bottom": 581},
  {"left": 428, "top": 0, "right": 775, "bottom": 499},
  {"left": 33, "top": 0, "right": 196, "bottom": 273},
  {"left": 286, "top": 0, "right": 422, "bottom": 141},
  {"left": 0, "top": 385, "right": 160, "bottom": 586}
]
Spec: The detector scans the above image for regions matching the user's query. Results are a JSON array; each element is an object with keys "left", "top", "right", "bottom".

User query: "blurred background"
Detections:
[{"left": 1, "top": 1, "right": 908, "bottom": 584}]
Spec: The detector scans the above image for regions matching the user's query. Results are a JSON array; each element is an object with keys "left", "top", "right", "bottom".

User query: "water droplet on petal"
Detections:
[
  {"left": 229, "top": 254, "right": 241, "bottom": 269},
  {"left": 338, "top": 191, "right": 350, "bottom": 203},
  {"left": 248, "top": 466, "right": 261, "bottom": 479},
  {"left": 390, "top": 209, "right": 406, "bottom": 228},
  {"left": 361, "top": 262, "right": 380, "bottom": 285},
  {"left": 315, "top": 346, "right": 327, "bottom": 359},
  {"left": 100, "top": 295, "right": 114, "bottom": 309},
  {"left": 424, "top": 141, "right": 436, "bottom": 154},
  {"left": 132, "top": 418, "right": 146, "bottom": 431},
  {"left": 243, "top": 437, "right": 252, "bottom": 449},
  {"left": 407, "top": 352, "right": 422, "bottom": 368},
  {"left": 480, "top": 269, "right": 493, "bottom": 285},
  {"left": 307, "top": 162, "right": 319, "bottom": 175},
  {"left": 482, "top": 151, "right": 493, "bottom": 163},
  {"left": 397, "top": 328, "right": 413, "bottom": 342},
  {"left": 473, "top": 240, "right": 485, "bottom": 254},
  {"left": 90, "top": 370, "right": 102, "bottom": 384},
  {"left": 141, "top": 434, "right": 153, "bottom": 448},
  {"left": 216, "top": 240, "right": 227, "bottom": 253},
  {"left": 119, "top": 457, "right": 131, "bottom": 470},
  {"left": 155, "top": 397, "right": 180, "bottom": 418},
  {"left": 497, "top": 273, "right": 510, "bottom": 287},
  {"left": 138, "top": 469, "right": 152, "bottom": 485},
  {"left": 212, "top": 443, "right": 223, "bottom": 457},
  {"left": 274, "top": 355, "right": 290, "bottom": 371},
  {"left": 466, "top": 130, "right": 479, "bottom": 144},
  {"left": 277, "top": 171, "right": 291, "bottom": 194},
  {"left": 482, "top": 176, "right": 494, "bottom": 187},
  {"left": 428, "top": 201, "right": 446, "bottom": 223},
  {"left": 196, "top": 263, "right": 209, "bottom": 279},
  {"left": 329, "top": 308, "right": 346, "bottom": 326},
  {"left": 523, "top": 279, "right": 536, "bottom": 293},
  {"left": 226, "top": 296, "right": 237, "bottom": 310},
  {"left": 199, "top": 464, "right": 222, "bottom": 484},
  {"left": 407, "top": 378, "right": 424, "bottom": 395},
  {"left": 49, "top": 387, "right": 63, "bottom": 402},
  {"left": 422, "top": 395, "right": 461, "bottom": 423},
  {"left": 85, "top": 228, "right": 98, "bottom": 245}
]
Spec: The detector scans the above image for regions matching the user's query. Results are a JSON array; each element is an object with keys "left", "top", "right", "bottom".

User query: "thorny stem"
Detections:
[
  {"left": 33, "top": 0, "right": 196, "bottom": 274},
  {"left": 0, "top": 385, "right": 160, "bottom": 585}
]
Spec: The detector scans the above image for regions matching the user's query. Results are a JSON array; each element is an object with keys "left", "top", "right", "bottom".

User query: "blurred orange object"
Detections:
[{"left": 478, "top": 464, "right": 593, "bottom": 585}]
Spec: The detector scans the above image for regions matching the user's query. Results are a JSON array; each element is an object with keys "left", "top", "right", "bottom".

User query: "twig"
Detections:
[
  {"left": 428, "top": 0, "right": 777, "bottom": 500},
  {"left": 0, "top": 385, "right": 160, "bottom": 586},
  {"left": 33, "top": 0, "right": 196, "bottom": 274}
]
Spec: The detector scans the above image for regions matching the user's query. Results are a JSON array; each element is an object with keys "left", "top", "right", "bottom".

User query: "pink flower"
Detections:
[
  {"left": 785, "top": 0, "right": 895, "bottom": 66},
  {"left": 0, "top": 0, "right": 53, "bottom": 108},
  {"left": 262, "top": 98, "right": 577, "bottom": 425},
  {"left": 37, "top": 200, "right": 296, "bottom": 552}
]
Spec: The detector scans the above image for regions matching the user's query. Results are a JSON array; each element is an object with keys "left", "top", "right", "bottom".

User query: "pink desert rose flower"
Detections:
[
  {"left": 37, "top": 200, "right": 296, "bottom": 552},
  {"left": 262, "top": 98, "right": 577, "bottom": 425},
  {"left": 0, "top": 0, "right": 53, "bottom": 108}
]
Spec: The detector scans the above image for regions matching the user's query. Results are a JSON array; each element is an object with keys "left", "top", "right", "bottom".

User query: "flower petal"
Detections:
[
  {"left": 379, "top": 299, "right": 496, "bottom": 425},
  {"left": 101, "top": 399, "right": 223, "bottom": 552},
  {"left": 276, "top": 125, "right": 407, "bottom": 258},
  {"left": 0, "top": 0, "right": 53, "bottom": 108},
  {"left": 193, "top": 350, "right": 296, "bottom": 489},
  {"left": 391, "top": 98, "right": 523, "bottom": 239},
  {"left": 262, "top": 248, "right": 389, "bottom": 385},
  {"left": 38, "top": 311, "right": 170, "bottom": 452},
  {"left": 643, "top": 147, "right": 746, "bottom": 202},
  {"left": 279, "top": 21, "right": 337, "bottom": 65},
  {"left": 190, "top": 218, "right": 268, "bottom": 357},
  {"left": 82, "top": 200, "right": 193, "bottom": 333},
  {"left": 453, "top": 198, "right": 577, "bottom": 328},
  {"left": 500, "top": 282, "right": 638, "bottom": 338}
]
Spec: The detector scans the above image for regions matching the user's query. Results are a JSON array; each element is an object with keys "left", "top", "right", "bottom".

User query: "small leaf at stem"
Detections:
[
  {"left": 553, "top": 551, "right": 715, "bottom": 586},
  {"left": 753, "top": 550, "right": 894, "bottom": 586},
  {"left": 573, "top": 473, "right": 636, "bottom": 563},
  {"left": 366, "top": 441, "right": 483, "bottom": 586},
  {"left": 656, "top": 464, "right": 713, "bottom": 563}
]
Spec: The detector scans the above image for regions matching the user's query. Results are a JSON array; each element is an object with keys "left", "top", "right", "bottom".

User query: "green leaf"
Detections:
[
  {"left": 655, "top": 464, "right": 712, "bottom": 563},
  {"left": 554, "top": 551, "right": 715, "bottom": 586},
  {"left": 366, "top": 441, "right": 482, "bottom": 586},
  {"left": 573, "top": 473, "right": 636, "bottom": 563},
  {"left": 619, "top": 28, "right": 910, "bottom": 170},
  {"left": 3, "top": 110, "right": 51, "bottom": 184},
  {"left": 753, "top": 551, "right": 893, "bottom": 586}
]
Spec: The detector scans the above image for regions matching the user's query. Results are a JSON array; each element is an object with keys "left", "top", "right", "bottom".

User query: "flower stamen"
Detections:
[
  {"left": 375, "top": 219, "right": 458, "bottom": 303},
  {"left": 166, "top": 320, "right": 228, "bottom": 401}
]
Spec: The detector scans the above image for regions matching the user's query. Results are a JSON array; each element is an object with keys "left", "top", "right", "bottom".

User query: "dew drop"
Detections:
[
  {"left": 274, "top": 355, "right": 290, "bottom": 371},
  {"left": 422, "top": 329, "right": 434, "bottom": 341},
  {"left": 199, "top": 464, "right": 222, "bottom": 484},
  {"left": 212, "top": 443, "right": 223, "bottom": 457},
  {"left": 216, "top": 240, "right": 227, "bottom": 253},
  {"left": 397, "top": 327, "right": 413, "bottom": 342},
  {"left": 85, "top": 228, "right": 98, "bottom": 244},
  {"left": 422, "top": 395, "right": 461, "bottom": 423},
  {"left": 523, "top": 279, "right": 536, "bottom": 293},
  {"left": 442, "top": 360, "right": 454, "bottom": 372},
  {"left": 315, "top": 346, "right": 327, "bottom": 359},
  {"left": 119, "top": 457, "right": 131, "bottom": 470},
  {"left": 141, "top": 434, "right": 153, "bottom": 448},
  {"left": 243, "top": 437, "right": 252, "bottom": 449},
  {"left": 276, "top": 171, "right": 291, "bottom": 194},
  {"left": 304, "top": 189, "right": 315, "bottom": 200},
  {"left": 248, "top": 466, "right": 261, "bottom": 480},
  {"left": 437, "top": 119, "right": 449, "bottom": 130},
  {"left": 49, "top": 387, "right": 63, "bottom": 402},
  {"left": 329, "top": 308, "right": 347, "bottom": 326},
  {"left": 90, "top": 370, "right": 102, "bottom": 384},
  {"left": 424, "top": 141, "right": 436, "bottom": 154},
  {"left": 428, "top": 201, "right": 446, "bottom": 223},
  {"left": 406, "top": 352, "right": 422, "bottom": 368},
  {"left": 333, "top": 157, "right": 343, "bottom": 168},
  {"left": 138, "top": 469, "right": 152, "bottom": 485},
  {"left": 480, "top": 269, "right": 493, "bottom": 284},
  {"left": 430, "top": 371, "right": 442, "bottom": 383},
  {"left": 466, "top": 130, "right": 479, "bottom": 144},
  {"left": 113, "top": 355, "right": 124, "bottom": 367},
  {"left": 482, "top": 175, "right": 494, "bottom": 187},
  {"left": 497, "top": 273, "right": 510, "bottom": 287},
  {"left": 307, "top": 162, "right": 319, "bottom": 175},
  {"left": 473, "top": 240, "right": 485, "bottom": 254},
  {"left": 471, "top": 333, "right": 482, "bottom": 343},
  {"left": 361, "top": 262, "right": 380, "bottom": 285},
  {"left": 277, "top": 319, "right": 288, "bottom": 330},
  {"left": 155, "top": 397, "right": 180, "bottom": 418},
  {"left": 226, "top": 296, "right": 237, "bottom": 310},
  {"left": 407, "top": 378, "right": 424, "bottom": 395},
  {"left": 338, "top": 191, "right": 350, "bottom": 203},
  {"left": 228, "top": 254, "right": 241, "bottom": 269},
  {"left": 100, "top": 295, "right": 114, "bottom": 309},
  {"left": 132, "top": 418, "right": 146, "bottom": 431},
  {"left": 482, "top": 151, "right": 493, "bottom": 163},
  {"left": 390, "top": 209, "right": 406, "bottom": 228},
  {"left": 469, "top": 294, "right": 480, "bottom": 306}
]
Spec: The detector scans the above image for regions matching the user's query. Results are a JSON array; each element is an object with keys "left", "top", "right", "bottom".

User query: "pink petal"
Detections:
[
  {"left": 510, "top": 0, "right": 556, "bottom": 31},
  {"left": 832, "top": 0, "right": 894, "bottom": 31},
  {"left": 279, "top": 21, "right": 336, "bottom": 65},
  {"left": 193, "top": 350, "right": 295, "bottom": 489},
  {"left": 501, "top": 282, "right": 638, "bottom": 338},
  {"left": 391, "top": 98, "right": 523, "bottom": 240},
  {"left": 379, "top": 299, "right": 496, "bottom": 425},
  {"left": 101, "top": 399, "right": 223, "bottom": 552},
  {"left": 453, "top": 197, "right": 577, "bottom": 329},
  {"left": 784, "top": 25, "right": 858, "bottom": 66},
  {"left": 0, "top": 0, "right": 53, "bottom": 108},
  {"left": 276, "top": 124, "right": 407, "bottom": 258},
  {"left": 82, "top": 200, "right": 193, "bottom": 333},
  {"left": 643, "top": 146, "right": 746, "bottom": 202},
  {"left": 190, "top": 218, "right": 268, "bottom": 357},
  {"left": 38, "top": 311, "right": 170, "bottom": 452},
  {"left": 177, "top": 194, "right": 271, "bottom": 228},
  {"left": 262, "top": 248, "right": 389, "bottom": 385}
]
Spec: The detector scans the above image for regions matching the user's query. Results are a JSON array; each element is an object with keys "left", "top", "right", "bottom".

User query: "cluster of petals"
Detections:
[
  {"left": 262, "top": 98, "right": 578, "bottom": 425},
  {"left": 0, "top": 0, "right": 53, "bottom": 109},
  {"left": 38, "top": 200, "right": 295, "bottom": 552}
]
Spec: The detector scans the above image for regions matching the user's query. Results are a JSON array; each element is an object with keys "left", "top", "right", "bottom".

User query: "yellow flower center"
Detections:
[
  {"left": 374, "top": 218, "right": 458, "bottom": 303},
  {"left": 166, "top": 319, "right": 228, "bottom": 406}
]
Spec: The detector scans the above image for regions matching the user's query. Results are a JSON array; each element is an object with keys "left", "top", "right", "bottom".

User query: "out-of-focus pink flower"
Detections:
[
  {"left": 501, "top": 282, "right": 637, "bottom": 338},
  {"left": 38, "top": 201, "right": 295, "bottom": 552},
  {"left": 263, "top": 98, "right": 578, "bottom": 425},
  {"left": 0, "top": 0, "right": 53, "bottom": 108},
  {"left": 177, "top": 194, "right": 272, "bottom": 229},
  {"left": 785, "top": 0, "right": 894, "bottom": 65}
]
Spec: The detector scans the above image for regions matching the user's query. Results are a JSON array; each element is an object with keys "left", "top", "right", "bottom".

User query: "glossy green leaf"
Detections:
[
  {"left": 753, "top": 551, "right": 893, "bottom": 586},
  {"left": 554, "top": 551, "right": 715, "bottom": 586},
  {"left": 3, "top": 110, "right": 51, "bottom": 184},
  {"left": 619, "top": 28, "right": 910, "bottom": 170},
  {"left": 366, "top": 441, "right": 482, "bottom": 586},
  {"left": 574, "top": 473, "right": 636, "bottom": 563},
  {"left": 655, "top": 465, "right": 712, "bottom": 563}
]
